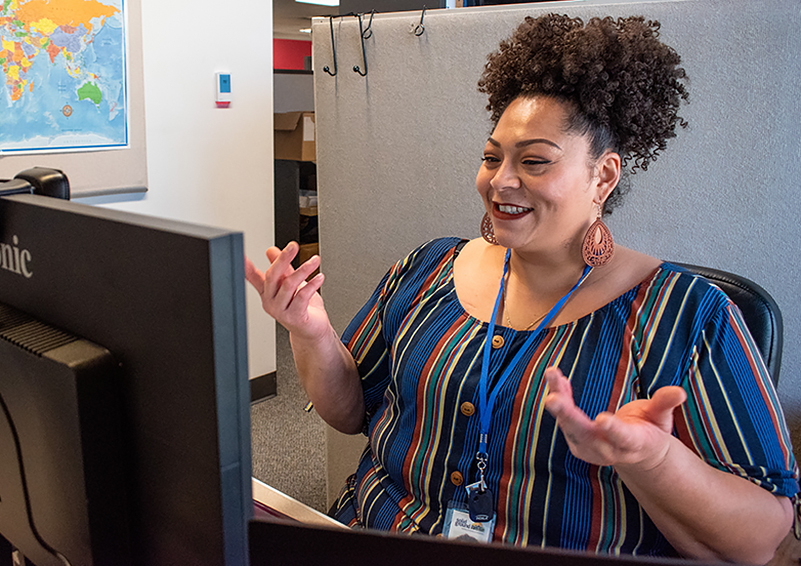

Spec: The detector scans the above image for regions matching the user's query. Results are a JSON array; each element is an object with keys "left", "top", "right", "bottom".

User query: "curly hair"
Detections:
[{"left": 478, "top": 14, "right": 689, "bottom": 213}]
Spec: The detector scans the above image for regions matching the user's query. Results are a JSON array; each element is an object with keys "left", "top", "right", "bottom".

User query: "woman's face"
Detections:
[{"left": 476, "top": 96, "right": 615, "bottom": 257}]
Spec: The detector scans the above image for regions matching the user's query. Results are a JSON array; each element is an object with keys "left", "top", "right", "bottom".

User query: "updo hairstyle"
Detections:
[{"left": 478, "top": 14, "right": 689, "bottom": 214}]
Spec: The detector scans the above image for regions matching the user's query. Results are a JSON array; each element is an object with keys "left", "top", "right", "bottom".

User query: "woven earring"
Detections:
[
  {"left": 480, "top": 212, "right": 498, "bottom": 245},
  {"left": 581, "top": 203, "right": 614, "bottom": 267}
]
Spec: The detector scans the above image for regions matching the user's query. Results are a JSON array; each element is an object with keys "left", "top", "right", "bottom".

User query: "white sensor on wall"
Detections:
[{"left": 216, "top": 72, "right": 231, "bottom": 108}]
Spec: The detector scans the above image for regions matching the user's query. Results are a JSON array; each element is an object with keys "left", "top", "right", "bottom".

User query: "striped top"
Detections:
[{"left": 333, "top": 237, "right": 798, "bottom": 556}]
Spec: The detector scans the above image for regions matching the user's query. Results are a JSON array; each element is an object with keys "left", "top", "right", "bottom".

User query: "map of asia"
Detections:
[{"left": 0, "top": 0, "right": 127, "bottom": 153}]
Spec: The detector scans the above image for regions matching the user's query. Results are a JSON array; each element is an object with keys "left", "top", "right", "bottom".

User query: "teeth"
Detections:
[{"left": 498, "top": 204, "right": 532, "bottom": 214}]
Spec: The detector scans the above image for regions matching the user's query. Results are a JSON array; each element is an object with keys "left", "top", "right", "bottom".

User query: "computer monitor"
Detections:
[
  {"left": 0, "top": 191, "right": 252, "bottom": 565},
  {"left": 248, "top": 518, "right": 724, "bottom": 566}
]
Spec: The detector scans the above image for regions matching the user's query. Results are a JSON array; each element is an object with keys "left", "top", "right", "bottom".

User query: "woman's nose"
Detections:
[{"left": 490, "top": 160, "right": 521, "bottom": 190}]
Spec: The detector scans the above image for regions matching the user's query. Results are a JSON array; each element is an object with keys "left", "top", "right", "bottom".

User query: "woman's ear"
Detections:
[{"left": 594, "top": 151, "right": 621, "bottom": 203}]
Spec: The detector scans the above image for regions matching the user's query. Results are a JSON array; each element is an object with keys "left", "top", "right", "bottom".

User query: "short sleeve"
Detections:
[
  {"left": 341, "top": 268, "right": 394, "bottom": 416},
  {"left": 676, "top": 300, "right": 799, "bottom": 497}
]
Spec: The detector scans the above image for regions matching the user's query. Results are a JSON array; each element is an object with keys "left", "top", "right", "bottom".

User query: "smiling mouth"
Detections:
[{"left": 494, "top": 203, "right": 534, "bottom": 217}]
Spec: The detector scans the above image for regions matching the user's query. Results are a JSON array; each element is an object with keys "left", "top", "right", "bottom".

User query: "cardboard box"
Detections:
[{"left": 274, "top": 112, "right": 316, "bottom": 162}]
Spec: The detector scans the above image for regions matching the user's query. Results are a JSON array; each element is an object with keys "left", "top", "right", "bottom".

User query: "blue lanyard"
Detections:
[{"left": 477, "top": 249, "right": 592, "bottom": 459}]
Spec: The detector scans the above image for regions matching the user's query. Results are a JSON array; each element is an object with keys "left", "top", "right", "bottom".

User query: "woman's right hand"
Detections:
[
  {"left": 245, "top": 242, "right": 330, "bottom": 342},
  {"left": 246, "top": 243, "right": 365, "bottom": 433}
]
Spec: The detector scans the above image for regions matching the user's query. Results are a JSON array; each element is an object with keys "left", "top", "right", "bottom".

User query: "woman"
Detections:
[{"left": 247, "top": 14, "right": 797, "bottom": 563}]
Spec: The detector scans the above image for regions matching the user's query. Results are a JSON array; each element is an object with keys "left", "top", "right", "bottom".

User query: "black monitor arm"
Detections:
[{"left": 0, "top": 168, "right": 70, "bottom": 200}]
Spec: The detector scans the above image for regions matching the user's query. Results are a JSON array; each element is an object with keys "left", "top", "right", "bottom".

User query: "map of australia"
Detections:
[{"left": 0, "top": 0, "right": 127, "bottom": 153}]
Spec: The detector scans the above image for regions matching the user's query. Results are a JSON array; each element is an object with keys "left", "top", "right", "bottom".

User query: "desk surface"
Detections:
[{"left": 251, "top": 477, "right": 344, "bottom": 529}]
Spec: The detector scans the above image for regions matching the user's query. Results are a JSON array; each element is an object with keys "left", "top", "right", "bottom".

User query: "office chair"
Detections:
[{"left": 674, "top": 263, "right": 783, "bottom": 386}]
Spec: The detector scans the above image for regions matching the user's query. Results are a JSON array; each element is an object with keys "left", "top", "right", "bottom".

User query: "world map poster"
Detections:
[{"left": 0, "top": 0, "right": 127, "bottom": 154}]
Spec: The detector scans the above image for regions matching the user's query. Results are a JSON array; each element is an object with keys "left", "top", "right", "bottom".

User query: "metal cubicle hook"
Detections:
[
  {"left": 352, "top": 11, "right": 373, "bottom": 77},
  {"left": 322, "top": 16, "right": 338, "bottom": 76},
  {"left": 414, "top": 7, "right": 426, "bottom": 36},
  {"left": 361, "top": 9, "right": 374, "bottom": 40}
]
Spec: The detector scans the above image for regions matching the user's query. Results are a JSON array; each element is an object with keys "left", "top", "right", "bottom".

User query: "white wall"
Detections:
[{"left": 88, "top": 0, "right": 276, "bottom": 378}]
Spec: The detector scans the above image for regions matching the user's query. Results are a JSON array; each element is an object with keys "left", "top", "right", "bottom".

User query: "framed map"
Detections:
[{"left": 1, "top": 0, "right": 127, "bottom": 154}]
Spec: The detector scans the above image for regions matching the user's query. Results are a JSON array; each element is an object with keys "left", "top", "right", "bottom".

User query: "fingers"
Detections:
[
  {"left": 593, "top": 411, "right": 633, "bottom": 447},
  {"left": 544, "top": 366, "right": 571, "bottom": 396},
  {"left": 649, "top": 386, "right": 687, "bottom": 413},
  {"left": 542, "top": 368, "right": 687, "bottom": 468},
  {"left": 247, "top": 243, "right": 323, "bottom": 315},
  {"left": 265, "top": 245, "right": 286, "bottom": 264},
  {"left": 544, "top": 367, "right": 598, "bottom": 445},
  {"left": 266, "top": 242, "right": 299, "bottom": 276},
  {"left": 641, "top": 386, "right": 687, "bottom": 432},
  {"left": 259, "top": 242, "right": 303, "bottom": 299},
  {"left": 247, "top": 244, "right": 297, "bottom": 290},
  {"left": 244, "top": 256, "right": 265, "bottom": 291},
  {"left": 294, "top": 272, "right": 325, "bottom": 303},
  {"left": 543, "top": 366, "right": 576, "bottom": 416},
  {"left": 274, "top": 254, "right": 321, "bottom": 303}
]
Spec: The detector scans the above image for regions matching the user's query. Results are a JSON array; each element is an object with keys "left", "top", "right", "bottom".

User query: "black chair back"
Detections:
[{"left": 674, "top": 263, "right": 783, "bottom": 386}]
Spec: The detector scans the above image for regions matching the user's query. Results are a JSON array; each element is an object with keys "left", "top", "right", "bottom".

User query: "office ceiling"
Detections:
[{"left": 274, "top": 0, "right": 339, "bottom": 40}]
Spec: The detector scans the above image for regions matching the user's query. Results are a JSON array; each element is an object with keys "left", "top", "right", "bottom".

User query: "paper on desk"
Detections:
[{"left": 252, "top": 477, "right": 347, "bottom": 529}]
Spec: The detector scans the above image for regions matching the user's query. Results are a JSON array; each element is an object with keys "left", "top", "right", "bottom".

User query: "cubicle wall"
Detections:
[{"left": 311, "top": 0, "right": 801, "bottom": 503}]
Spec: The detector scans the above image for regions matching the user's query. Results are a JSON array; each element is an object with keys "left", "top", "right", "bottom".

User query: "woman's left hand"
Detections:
[{"left": 543, "top": 366, "right": 687, "bottom": 472}]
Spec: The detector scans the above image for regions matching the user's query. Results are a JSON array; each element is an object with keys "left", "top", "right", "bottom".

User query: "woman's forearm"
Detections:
[
  {"left": 615, "top": 435, "right": 792, "bottom": 564},
  {"left": 290, "top": 327, "right": 365, "bottom": 434}
]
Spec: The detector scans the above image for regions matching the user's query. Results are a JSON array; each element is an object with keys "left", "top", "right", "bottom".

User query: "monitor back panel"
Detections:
[
  {"left": 0, "top": 194, "right": 252, "bottom": 565},
  {"left": 0, "top": 303, "right": 128, "bottom": 566}
]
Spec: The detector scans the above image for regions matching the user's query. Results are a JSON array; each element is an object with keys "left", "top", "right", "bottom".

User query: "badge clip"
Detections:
[{"left": 466, "top": 480, "right": 493, "bottom": 522}]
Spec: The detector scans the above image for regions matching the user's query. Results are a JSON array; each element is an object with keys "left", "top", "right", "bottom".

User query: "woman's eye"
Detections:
[
  {"left": 523, "top": 159, "right": 549, "bottom": 166},
  {"left": 481, "top": 155, "right": 500, "bottom": 164}
]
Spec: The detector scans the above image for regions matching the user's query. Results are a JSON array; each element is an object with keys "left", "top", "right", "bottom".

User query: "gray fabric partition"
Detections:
[{"left": 312, "top": 0, "right": 801, "bottom": 504}]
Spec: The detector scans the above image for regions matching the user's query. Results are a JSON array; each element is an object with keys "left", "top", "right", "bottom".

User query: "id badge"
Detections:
[{"left": 442, "top": 501, "right": 495, "bottom": 543}]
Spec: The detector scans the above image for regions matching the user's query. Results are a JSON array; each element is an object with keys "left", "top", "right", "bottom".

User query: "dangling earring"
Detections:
[
  {"left": 481, "top": 212, "right": 498, "bottom": 245},
  {"left": 581, "top": 203, "right": 614, "bottom": 267}
]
